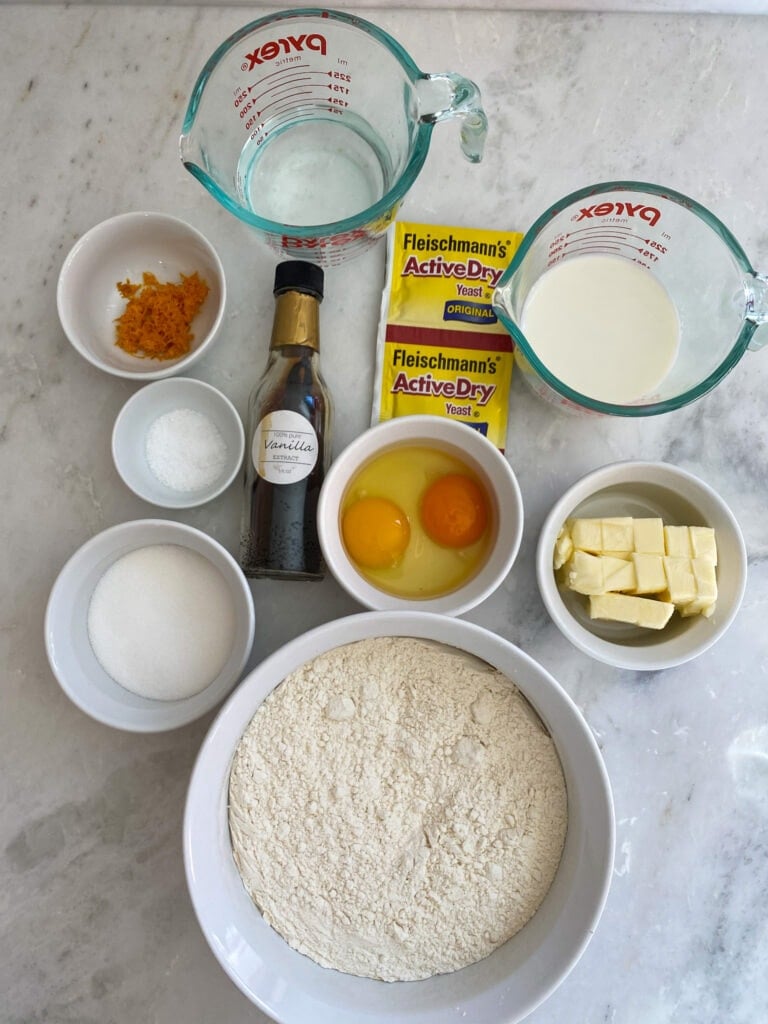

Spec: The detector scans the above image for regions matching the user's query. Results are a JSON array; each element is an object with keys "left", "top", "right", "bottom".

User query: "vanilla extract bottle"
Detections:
[{"left": 239, "top": 261, "right": 332, "bottom": 580}]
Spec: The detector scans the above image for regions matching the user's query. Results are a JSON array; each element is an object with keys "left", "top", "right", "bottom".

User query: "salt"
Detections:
[
  {"left": 87, "top": 544, "right": 237, "bottom": 701},
  {"left": 145, "top": 407, "right": 228, "bottom": 492}
]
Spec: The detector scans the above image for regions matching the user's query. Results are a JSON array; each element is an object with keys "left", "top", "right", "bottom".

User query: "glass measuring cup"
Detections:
[
  {"left": 492, "top": 181, "right": 768, "bottom": 415},
  {"left": 180, "top": 8, "right": 487, "bottom": 266}
]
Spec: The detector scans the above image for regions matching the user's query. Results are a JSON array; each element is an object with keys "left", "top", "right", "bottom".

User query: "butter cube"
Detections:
[
  {"left": 679, "top": 559, "right": 718, "bottom": 617},
  {"left": 589, "top": 592, "right": 675, "bottom": 629},
  {"left": 603, "top": 557, "right": 637, "bottom": 592},
  {"left": 633, "top": 518, "right": 665, "bottom": 555},
  {"left": 630, "top": 552, "right": 667, "bottom": 594},
  {"left": 565, "top": 551, "right": 635, "bottom": 595},
  {"left": 689, "top": 526, "right": 717, "bottom": 565},
  {"left": 570, "top": 518, "right": 603, "bottom": 554},
  {"left": 553, "top": 526, "right": 574, "bottom": 570},
  {"left": 601, "top": 517, "right": 634, "bottom": 554},
  {"left": 664, "top": 525, "right": 692, "bottom": 557},
  {"left": 662, "top": 556, "right": 697, "bottom": 605}
]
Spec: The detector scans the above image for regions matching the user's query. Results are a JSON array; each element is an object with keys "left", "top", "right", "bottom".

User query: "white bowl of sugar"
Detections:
[
  {"left": 44, "top": 519, "right": 255, "bottom": 731},
  {"left": 112, "top": 377, "right": 245, "bottom": 509}
]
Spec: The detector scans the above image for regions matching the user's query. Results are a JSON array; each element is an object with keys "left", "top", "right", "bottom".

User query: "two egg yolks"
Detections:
[{"left": 341, "top": 474, "right": 489, "bottom": 569}]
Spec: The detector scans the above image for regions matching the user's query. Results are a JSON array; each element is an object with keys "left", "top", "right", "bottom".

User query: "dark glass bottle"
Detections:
[{"left": 239, "top": 261, "right": 332, "bottom": 580}]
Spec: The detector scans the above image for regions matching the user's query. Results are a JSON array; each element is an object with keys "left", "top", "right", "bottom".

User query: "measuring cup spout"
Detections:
[{"left": 416, "top": 73, "right": 488, "bottom": 163}]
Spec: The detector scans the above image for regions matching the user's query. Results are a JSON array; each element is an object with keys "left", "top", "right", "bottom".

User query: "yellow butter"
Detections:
[
  {"left": 589, "top": 592, "right": 675, "bottom": 629},
  {"left": 664, "top": 525, "right": 692, "bottom": 557},
  {"left": 630, "top": 552, "right": 667, "bottom": 594},
  {"left": 553, "top": 526, "right": 574, "bottom": 570},
  {"left": 689, "top": 526, "right": 718, "bottom": 565},
  {"left": 565, "top": 550, "right": 636, "bottom": 595},
  {"left": 373, "top": 221, "right": 523, "bottom": 452},
  {"left": 633, "top": 518, "right": 665, "bottom": 555}
]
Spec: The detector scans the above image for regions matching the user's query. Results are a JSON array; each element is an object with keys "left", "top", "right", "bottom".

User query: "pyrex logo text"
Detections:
[
  {"left": 575, "top": 202, "right": 661, "bottom": 227},
  {"left": 243, "top": 34, "right": 327, "bottom": 71}
]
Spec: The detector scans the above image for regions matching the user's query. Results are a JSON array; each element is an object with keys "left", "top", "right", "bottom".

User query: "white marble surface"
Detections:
[{"left": 2, "top": 5, "right": 768, "bottom": 1023}]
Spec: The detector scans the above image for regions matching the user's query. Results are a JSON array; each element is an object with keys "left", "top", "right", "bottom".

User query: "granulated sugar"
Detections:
[
  {"left": 87, "top": 543, "right": 236, "bottom": 701},
  {"left": 145, "top": 407, "right": 228, "bottom": 492}
]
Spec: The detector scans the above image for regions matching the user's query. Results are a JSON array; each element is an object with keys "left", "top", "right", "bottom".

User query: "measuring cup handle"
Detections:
[
  {"left": 746, "top": 272, "right": 768, "bottom": 350},
  {"left": 416, "top": 72, "right": 488, "bottom": 163}
]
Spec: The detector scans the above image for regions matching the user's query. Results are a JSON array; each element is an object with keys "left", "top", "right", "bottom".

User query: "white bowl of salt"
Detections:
[
  {"left": 44, "top": 518, "right": 255, "bottom": 731},
  {"left": 112, "top": 377, "right": 245, "bottom": 508}
]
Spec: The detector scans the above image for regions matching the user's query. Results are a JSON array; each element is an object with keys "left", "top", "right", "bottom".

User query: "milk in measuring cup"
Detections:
[{"left": 520, "top": 254, "right": 680, "bottom": 404}]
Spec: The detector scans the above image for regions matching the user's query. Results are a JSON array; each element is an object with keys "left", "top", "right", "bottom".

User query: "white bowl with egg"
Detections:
[
  {"left": 317, "top": 416, "right": 524, "bottom": 616},
  {"left": 57, "top": 211, "right": 226, "bottom": 380},
  {"left": 112, "top": 377, "right": 245, "bottom": 508},
  {"left": 537, "top": 461, "right": 747, "bottom": 671},
  {"left": 184, "top": 610, "right": 614, "bottom": 1024},
  {"left": 44, "top": 519, "right": 254, "bottom": 731}
]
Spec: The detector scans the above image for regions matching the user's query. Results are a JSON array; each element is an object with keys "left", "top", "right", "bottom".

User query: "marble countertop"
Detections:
[{"left": 2, "top": 5, "right": 768, "bottom": 1023}]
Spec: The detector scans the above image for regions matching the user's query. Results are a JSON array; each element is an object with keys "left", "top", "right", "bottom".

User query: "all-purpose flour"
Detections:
[{"left": 229, "top": 636, "right": 568, "bottom": 981}]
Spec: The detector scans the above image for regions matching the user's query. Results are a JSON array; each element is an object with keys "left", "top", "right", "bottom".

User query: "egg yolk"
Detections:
[
  {"left": 342, "top": 496, "right": 411, "bottom": 569},
  {"left": 420, "top": 474, "right": 489, "bottom": 548}
]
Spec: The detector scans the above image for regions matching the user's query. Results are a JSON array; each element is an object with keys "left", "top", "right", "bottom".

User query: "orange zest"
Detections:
[{"left": 114, "top": 270, "right": 209, "bottom": 360}]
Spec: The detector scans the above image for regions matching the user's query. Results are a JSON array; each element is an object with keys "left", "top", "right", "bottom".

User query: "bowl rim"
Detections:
[
  {"left": 44, "top": 517, "right": 255, "bottom": 731},
  {"left": 317, "top": 416, "right": 524, "bottom": 616},
  {"left": 56, "top": 210, "right": 227, "bottom": 381},
  {"left": 183, "top": 609, "right": 615, "bottom": 1024},
  {"left": 111, "top": 377, "right": 245, "bottom": 508},
  {"left": 536, "top": 460, "right": 748, "bottom": 670}
]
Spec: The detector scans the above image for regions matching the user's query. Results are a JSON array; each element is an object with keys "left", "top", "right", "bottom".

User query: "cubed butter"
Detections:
[
  {"left": 601, "top": 517, "right": 634, "bottom": 554},
  {"left": 589, "top": 592, "right": 675, "bottom": 629},
  {"left": 679, "top": 559, "right": 718, "bottom": 617},
  {"left": 662, "top": 556, "right": 697, "bottom": 605},
  {"left": 570, "top": 518, "right": 604, "bottom": 554},
  {"left": 630, "top": 552, "right": 667, "bottom": 594},
  {"left": 565, "top": 551, "right": 636, "bottom": 595},
  {"left": 689, "top": 526, "right": 717, "bottom": 565},
  {"left": 553, "top": 526, "right": 574, "bottom": 570},
  {"left": 664, "top": 525, "right": 692, "bottom": 557},
  {"left": 603, "top": 556, "right": 637, "bottom": 592},
  {"left": 632, "top": 518, "right": 665, "bottom": 555}
]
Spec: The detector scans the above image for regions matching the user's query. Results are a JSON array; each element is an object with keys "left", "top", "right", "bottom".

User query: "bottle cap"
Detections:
[{"left": 274, "top": 260, "right": 324, "bottom": 300}]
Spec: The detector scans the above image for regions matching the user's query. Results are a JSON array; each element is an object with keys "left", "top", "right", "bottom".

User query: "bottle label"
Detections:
[{"left": 253, "top": 409, "right": 319, "bottom": 484}]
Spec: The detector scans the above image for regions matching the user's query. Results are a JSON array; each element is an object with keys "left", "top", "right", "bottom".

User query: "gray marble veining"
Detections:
[{"left": 1, "top": 5, "right": 767, "bottom": 1023}]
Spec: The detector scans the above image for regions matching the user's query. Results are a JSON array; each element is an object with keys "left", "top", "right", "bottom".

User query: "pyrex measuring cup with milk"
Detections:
[
  {"left": 180, "top": 8, "right": 487, "bottom": 265},
  {"left": 492, "top": 181, "right": 768, "bottom": 416}
]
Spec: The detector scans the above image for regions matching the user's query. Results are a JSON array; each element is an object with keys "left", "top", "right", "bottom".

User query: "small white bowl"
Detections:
[
  {"left": 317, "top": 416, "right": 524, "bottom": 616},
  {"left": 537, "top": 461, "right": 747, "bottom": 671},
  {"left": 184, "top": 611, "right": 614, "bottom": 1024},
  {"left": 44, "top": 519, "right": 254, "bottom": 732},
  {"left": 57, "top": 211, "right": 226, "bottom": 380},
  {"left": 112, "top": 377, "right": 245, "bottom": 509}
]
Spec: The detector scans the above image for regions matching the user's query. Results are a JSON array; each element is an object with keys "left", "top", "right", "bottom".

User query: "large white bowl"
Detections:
[
  {"left": 44, "top": 519, "right": 254, "bottom": 732},
  {"left": 536, "top": 461, "right": 747, "bottom": 671},
  {"left": 184, "top": 611, "right": 614, "bottom": 1024},
  {"left": 57, "top": 211, "right": 226, "bottom": 380},
  {"left": 317, "top": 416, "right": 524, "bottom": 616}
]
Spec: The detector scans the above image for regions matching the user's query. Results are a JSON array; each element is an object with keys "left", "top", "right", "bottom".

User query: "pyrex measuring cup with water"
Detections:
[
  {"left": 492, "top": 181, "right": 768, "bottom": 416},
  {"left": 180, "top": 8, "right": 487, "bottom": 265}
]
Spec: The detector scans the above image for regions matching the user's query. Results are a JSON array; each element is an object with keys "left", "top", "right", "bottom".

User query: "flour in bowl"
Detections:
[{"left": 228, "top": 636, "right": 567, "bottom": 981}]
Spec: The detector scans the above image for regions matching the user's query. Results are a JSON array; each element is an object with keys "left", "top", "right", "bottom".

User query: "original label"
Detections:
[{"left": 253, "top": 410, "right": 319, "bottom": 484}]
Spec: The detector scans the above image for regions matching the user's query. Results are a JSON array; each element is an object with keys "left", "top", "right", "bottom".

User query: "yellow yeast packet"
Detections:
[{"left": 373, "top": 221, "right": 523, "bottom": 451}]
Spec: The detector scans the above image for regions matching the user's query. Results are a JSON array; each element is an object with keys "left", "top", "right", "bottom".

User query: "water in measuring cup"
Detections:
[
  {"left": 237, "top": 114, "right": 392, "bottom": 228},
  {"left": 521, "top": 254, "right": 680, "bottom": 405}
]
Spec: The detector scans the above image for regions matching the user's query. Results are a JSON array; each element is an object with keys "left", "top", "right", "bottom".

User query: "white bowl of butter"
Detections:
[{"left": 536, "top": 461, "right": 747, "bottom": 671}]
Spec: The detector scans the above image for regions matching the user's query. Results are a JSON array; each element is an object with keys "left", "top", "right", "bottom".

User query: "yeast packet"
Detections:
[{"left": 372, "top": 221, "right": 523, "bottom": 451}]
